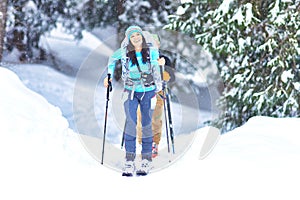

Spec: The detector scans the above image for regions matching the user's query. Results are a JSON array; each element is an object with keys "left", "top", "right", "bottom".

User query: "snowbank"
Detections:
[{"left": 0, "top": 67, "right": 105, "bottom": 199}]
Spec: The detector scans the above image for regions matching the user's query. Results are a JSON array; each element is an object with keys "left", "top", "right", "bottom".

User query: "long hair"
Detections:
[{"left": 127, "top": 36, "right": 149, "bottom": 66}]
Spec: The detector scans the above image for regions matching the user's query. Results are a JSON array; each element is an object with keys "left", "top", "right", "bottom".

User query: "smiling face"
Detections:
[{"left": 129, "top": 32, "right": 143, "bottom": 50}]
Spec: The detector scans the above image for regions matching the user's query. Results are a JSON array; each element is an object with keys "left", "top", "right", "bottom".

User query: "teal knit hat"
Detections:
[{"left": 125, "top": 26, "right": 143, "bottom": 40}]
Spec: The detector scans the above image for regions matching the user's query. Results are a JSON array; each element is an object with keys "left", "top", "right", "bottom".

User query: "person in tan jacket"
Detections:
[{"left": 137, "top": 34, "right": 175, "bottom": 158}]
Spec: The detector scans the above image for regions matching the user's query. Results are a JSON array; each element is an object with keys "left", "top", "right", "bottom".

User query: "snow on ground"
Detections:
[
  {"left": 1, "top": 66, "right": 300, "bottom": 200},
  {"left": 3, "top": 64, "right": 76, "bottom": 128}
]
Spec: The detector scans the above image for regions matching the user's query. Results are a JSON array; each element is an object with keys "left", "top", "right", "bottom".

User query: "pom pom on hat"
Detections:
[{"left": 125, "top": 26, "right": 143, "bottom": 40}]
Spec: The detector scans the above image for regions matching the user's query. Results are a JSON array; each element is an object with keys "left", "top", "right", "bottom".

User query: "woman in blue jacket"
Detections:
[{"left": 104, "top": 26, "right": 161, "bottom": 176}]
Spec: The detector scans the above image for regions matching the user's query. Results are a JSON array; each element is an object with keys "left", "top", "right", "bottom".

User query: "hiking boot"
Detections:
[
  {"left": 136, "top": 159, "right": 152, "bottom": 176},
  {"left": 152, "top": 143, "right": 158, "bottom": 158},
  {"left": 122, "top": 160, "right": 135, "bottom": 177}
]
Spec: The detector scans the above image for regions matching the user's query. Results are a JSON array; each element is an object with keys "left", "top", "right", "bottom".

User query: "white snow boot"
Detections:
[
  {"left": 136, "top": 159, "right": 152, "bottom": 176},
  {"left": 122, "top": 160, "right": 135, "bottom": 177}
]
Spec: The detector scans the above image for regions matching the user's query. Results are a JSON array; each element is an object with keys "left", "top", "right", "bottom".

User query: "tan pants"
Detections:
[{"left": 137, "top": 91, "right": 164, "bottom": 145}]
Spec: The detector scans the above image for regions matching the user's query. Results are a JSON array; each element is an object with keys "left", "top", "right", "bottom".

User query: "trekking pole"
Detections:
[
  {"left": 101, "top": 73, "right": 112, "bottom": 165},
  {"left": 121, "top": 123, "right": 126, "bottom": 149},
  {"left": 161, "top": 65, "right": 175, "bottom": 154},
  {"left": 165, "top": 86, "right": 175, "bottom": 154},
  {"left": 161, "top": 65, "right": 170, "bottom": 153},
  {"left": 162, "top": 82, "right": 171, "bottom": 153}
]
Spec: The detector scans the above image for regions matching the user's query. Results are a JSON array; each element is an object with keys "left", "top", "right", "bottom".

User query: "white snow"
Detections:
[
  {"left": 215, "top": 0, "right": 234, "bottom": 21},
  {"left": 177, "top": 5, "right": 189, "bottom": 16},
  {"left": 270, "top": 0, "right": 280, "bottom": 20},
  {"left": 0, "top": 65, "right": 300, "bottom": 200},
  {"left": 231, "top": 3, "right": 255, "bottom": 26},
  {"left": 181, "top": 0, "right": 193, "bottom": 4},
  {"left": 293, "top": 82, "right": 300, "bottom": 91},
  {"left": 244, "top": 3, "right": 254, "bottom": 25},
  {"left": 281, "top": 69, "right": 294, "bottom": 83}
]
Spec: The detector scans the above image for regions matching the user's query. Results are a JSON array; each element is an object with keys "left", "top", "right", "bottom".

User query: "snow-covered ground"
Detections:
[{"left": 1, "top": 66, "right": 300, "bottom": 200}]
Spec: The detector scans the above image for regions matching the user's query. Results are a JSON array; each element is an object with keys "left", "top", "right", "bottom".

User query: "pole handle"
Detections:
[{"left": 107, "top": 73, "right": 112, "bottom": 92}]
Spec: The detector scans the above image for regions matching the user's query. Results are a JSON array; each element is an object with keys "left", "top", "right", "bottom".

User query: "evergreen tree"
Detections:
[
  {"left": 167, "top": 0, "right": 300, "bottom": 132},
  {"left": 80, "top": 0, "right": 178, "bottom": 42},
  {"left": 5, "top": 0, "right": 81, "bottom": 61}
]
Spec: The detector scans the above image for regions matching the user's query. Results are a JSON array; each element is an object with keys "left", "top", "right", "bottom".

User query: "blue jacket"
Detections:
[{"left": 107, "top": 47, "right": 162, "bottom": 92}]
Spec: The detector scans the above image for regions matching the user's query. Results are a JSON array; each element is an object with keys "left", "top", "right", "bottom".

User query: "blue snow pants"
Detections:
[{"left": 123, "top": 89, "right": 155, "bottom": 161}]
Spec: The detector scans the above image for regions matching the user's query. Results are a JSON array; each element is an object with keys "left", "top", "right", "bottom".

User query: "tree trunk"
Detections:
[{"left": 0, "top": 0, "right": 8, "bottom": 61}]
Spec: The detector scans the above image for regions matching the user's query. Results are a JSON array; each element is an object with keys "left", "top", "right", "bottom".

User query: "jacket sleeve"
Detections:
[{"left": 107, "top": 48, "right": 123, "bottom": 77}]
